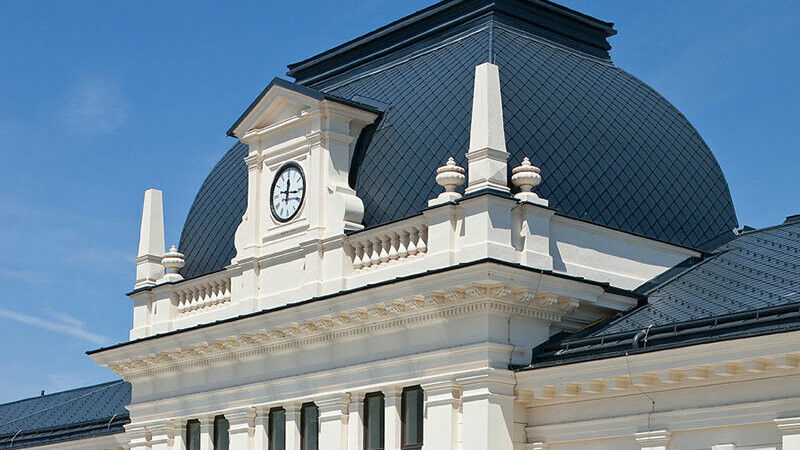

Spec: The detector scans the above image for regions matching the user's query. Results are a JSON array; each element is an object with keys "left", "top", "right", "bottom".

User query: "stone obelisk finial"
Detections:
[
  {"left": 464, "top": 62, "right": 510, "bottom": 194},
  {"left": 134, "top": 189, "right": 165, "bottom": 289}
]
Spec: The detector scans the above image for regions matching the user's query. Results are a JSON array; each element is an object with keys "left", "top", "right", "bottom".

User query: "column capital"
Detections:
[
  {"left": 419, "top": 379, "right": 461, "bottom": 394},
  {"left": 421, "top": 380, "right": 461, "bottom": 408},
  {"left": 226, "top": 407, "right": 256, "bottom": 433},
  {"left": 317, "top": 393, "right": 350, "bottom": 422},
  {"left": 348, "top": 391, "right": 366, "bottom": 403},
  {"left": 284, "top": 401, "right": 304, "bottom": 414},
  {"left": 525, "top": 444, "right": 547, "bottom": 450},
  {"left": 382, "top": 385, "right": 404, "bottom": 398},
  {"left": 148, "top": 421, "right": 174, "bottom": 447},
  {"left": 457, "top": 370, "right": 516, "bottom": 400},
  {"left": 125, "top": 423, "right": 151, "bottom": 449},
  {"left": 316, "top": 392, "right": 351, "bottom": 409}
]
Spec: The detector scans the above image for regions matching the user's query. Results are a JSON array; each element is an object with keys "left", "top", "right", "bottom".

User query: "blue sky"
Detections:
[{"left": 0, "top": 1, "right": 797, "bottom": 403}]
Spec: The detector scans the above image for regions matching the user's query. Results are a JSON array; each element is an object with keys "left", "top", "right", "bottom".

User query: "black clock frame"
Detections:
[{"left": 270, "top": 161, "right": 306, "bottom": 223}]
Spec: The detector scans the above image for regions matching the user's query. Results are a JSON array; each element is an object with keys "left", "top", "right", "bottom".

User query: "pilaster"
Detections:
[
  {"left": 227, "top": 407, "right": 256, "bottom": 450},
  {"left": 423, "top": 203, "right": 462, "bottom": 269},
  {"left": 199, "top": 415, "right": 215, "bottom": 450},
  {"left": 513, "top": 203, "right": 554, "bottom": 271},
  {"left": 127, "top": 424, "right": 151, "bottom": 450},
  {"left": 148, "top": 421, "right": 174, "bottom": 450},
  {"left": 457, "top": 371, "right": 516, "bottom": 450},
  {"left": 285, "top": 402, "right": 302, "bottom": 450},
  {"left": 775, "top": 417, "right": 800, "bottom": 449},
  {"left": 384, "top": 386, "right": 403, "bottom": 450},
  {"left": 634, "top": 430, "right": 670, "bottom": 450},
  {"left": 253, "top": 406, "right": 269, "bottom": 450},
  {"left": 173, "top": 421, "right": 187, "bottom": 450},
  {"left": 347, "top": 393, "right": 365, "bottom": 450},
  {"left": 421, "top": 380, "right": 461, "bottom": 450},
  {"left": 317, "top": 393, "right": 350, "bottom": 450}
]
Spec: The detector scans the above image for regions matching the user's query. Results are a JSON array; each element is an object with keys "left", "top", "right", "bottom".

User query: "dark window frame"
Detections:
[
  {"left": 213, "top": 415, "right": 230, "bottom": 450},
  {"left": 268, "top": 407, "right": 286, "bottom": 450},
  {"left": 401, "top": 386, "right": 424, "bottom": 450},
  {"left": 186, "top": 419, "right": 201, "bottom": 450},
  {"left": 363, "top": 392, "right": 385, "bottom": 450},
  {"left": 300, "top": 402, "right": 319, "bottom": 450}
]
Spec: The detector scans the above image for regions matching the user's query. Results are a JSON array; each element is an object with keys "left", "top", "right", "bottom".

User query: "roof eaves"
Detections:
[{"left": 90, "top": 257, "right": 643, "bottom": 356}]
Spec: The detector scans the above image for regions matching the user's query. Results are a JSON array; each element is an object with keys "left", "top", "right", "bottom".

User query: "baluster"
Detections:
[
  {"left": 352, "top": 242, "right": 364, "bottom": 269},
  {"left": 397, "top": 231, "right": 408, "bottom": 258},
  {"left": 417, "top": 226, "right": 428, "bottom": 254},
  {"left": 379, "top": 236, "right": 391, "bottom": 263},
  {"left": 408, "top": 227, "right": 419, "bottom": 255},
  {"left": 362, "top": 240, "right": 373, "bottom": 267},
  {"left": 388, "top": 234, "right": 400, "bottom": 260},
  {"left": 210, "top": 282, "right": 219, "bottom": 305}
]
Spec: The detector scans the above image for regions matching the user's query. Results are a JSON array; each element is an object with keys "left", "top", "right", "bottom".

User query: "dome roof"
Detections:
[{"left": 178, "top": 0, "right": 737, "bottom": 279}]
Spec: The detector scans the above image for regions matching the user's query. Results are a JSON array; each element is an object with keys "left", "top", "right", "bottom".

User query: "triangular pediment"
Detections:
[{"left": 227, "top": 78, "right": 327, "bottom": 139}]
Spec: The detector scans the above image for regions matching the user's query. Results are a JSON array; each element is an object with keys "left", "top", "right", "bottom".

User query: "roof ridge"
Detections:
[{"left": 735, "top": 219, "right": 800, "bottom": 240}]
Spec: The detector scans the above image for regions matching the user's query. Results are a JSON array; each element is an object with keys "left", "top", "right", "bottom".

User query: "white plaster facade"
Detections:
[
  {"left": 5, "top": 6, "right": 786, "bottom": 448},
  {"left": 71, "top": 60, "right": 800, "bottom": 450}
]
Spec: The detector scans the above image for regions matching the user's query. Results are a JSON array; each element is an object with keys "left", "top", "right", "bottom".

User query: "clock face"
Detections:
[{"left": 270, "top": 163, "right": 305, "bottom": 222}]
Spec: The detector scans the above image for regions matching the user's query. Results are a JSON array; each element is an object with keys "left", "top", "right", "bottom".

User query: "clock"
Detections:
[{"left": 270, "top": 162, "right": 306, "bottom": 222}]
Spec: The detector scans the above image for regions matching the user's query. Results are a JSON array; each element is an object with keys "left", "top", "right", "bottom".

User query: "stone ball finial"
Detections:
[
  {"left": 159, "top": 245, "right": 185, "bottom": 282},
  {"left": 429, "top": 157, "right": 466, "bottom": 206},
  {"left": 511, "top": 157, "right": 548, "bottom": 206}
]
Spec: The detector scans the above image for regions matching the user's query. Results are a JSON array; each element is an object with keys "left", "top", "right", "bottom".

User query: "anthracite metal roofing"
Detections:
[
  {"left": 178, "top": 0, "right": 737, "bottom": 279},
  {"left": 0, "top": 380, "right": 130, "bottom": 449},
  {"left": 596, "top": 220, "right": 800, "bottom": 335},
  {"left": 529, "top": 219, "right": 800, "bottom": 367},
  {"left": 179, "top": 142, "right": 248, "bottom": 279}
]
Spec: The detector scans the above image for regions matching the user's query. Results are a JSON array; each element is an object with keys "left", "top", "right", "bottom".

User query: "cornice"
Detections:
[
  {"left": 517, "top": 332, "right": 800, "bottom": 404},
  {"left": 103, "top": 282, "right": 579, "bottom": 380}
]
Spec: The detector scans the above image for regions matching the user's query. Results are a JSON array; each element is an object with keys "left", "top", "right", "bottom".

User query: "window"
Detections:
[
  {"left": 401, "top": 386, "right": 423, "bottom": 449},
  {"left": 186, "top": 419, "right": 200, "bottom": 450},
  {"left": 364, "top": 392, "right": 385, "bottom": 450},
  {"left": 300, "top": 403, "right": 319, "bottom": 450},
  {"left": 214, "top": 415, "right": 229, "bottom": 450},
  {"left": 269, "top": 407, "right": 286, "bottom": 450}
]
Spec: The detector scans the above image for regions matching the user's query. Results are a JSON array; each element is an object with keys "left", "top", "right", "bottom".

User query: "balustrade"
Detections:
[
  {"left": 347, "top": 219, "right": 428, "bottom": 271},
  {"left": 175, "top": 275, "right": 232, "bottom": 316}
]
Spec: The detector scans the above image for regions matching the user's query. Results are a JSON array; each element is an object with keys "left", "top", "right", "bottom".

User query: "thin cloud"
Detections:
[
  {"left": 60, "top": 75, "right": 128, "bottom": 136},
  {"left": 0, "top": 308, "right": 111, "bottom": 346},
  {"left": 43, "top": 308, "right": 85, "bottom": 329}
]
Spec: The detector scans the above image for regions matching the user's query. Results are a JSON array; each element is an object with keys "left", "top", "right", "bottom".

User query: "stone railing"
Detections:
[
  {"left": 175, "top": 274, "right": 232, "bottom": 317},
  {"left": 346, "top": 217, "right": 428, "bottom": 271}
]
